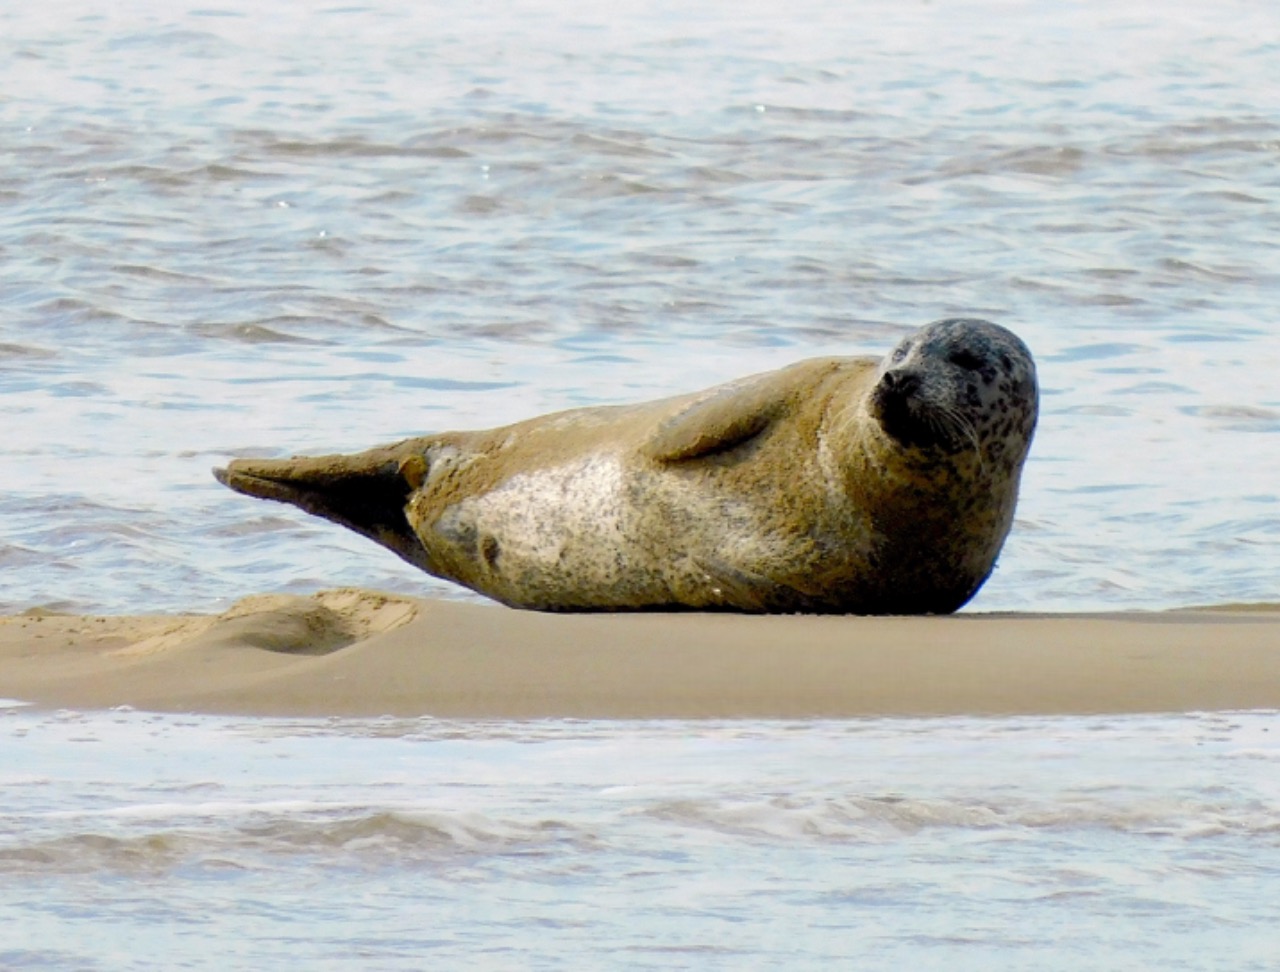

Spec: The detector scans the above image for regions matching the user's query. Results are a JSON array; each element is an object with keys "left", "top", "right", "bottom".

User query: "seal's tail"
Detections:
[{"left": 213, "top": 441, "right": 434, "bottom": 573}]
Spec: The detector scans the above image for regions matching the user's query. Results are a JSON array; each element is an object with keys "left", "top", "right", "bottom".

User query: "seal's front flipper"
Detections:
[
  {"left": 641, "top": 378, "right": 784, "bottom": 463},
  {"left": 641, "top": 360, "right": 846, "bottom": 464},
  {"left": 213, "top": 441, "right": 434, "bottom": 572},
  {"left": 691, "top": 555, "right": 820, "bottom": 613}
]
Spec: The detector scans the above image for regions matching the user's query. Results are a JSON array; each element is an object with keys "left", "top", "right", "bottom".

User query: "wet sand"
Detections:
[{"left": 2, "top": 589, "right": 1278, "bottom": 718}]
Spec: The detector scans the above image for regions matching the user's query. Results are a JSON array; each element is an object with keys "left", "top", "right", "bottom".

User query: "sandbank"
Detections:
[{"left": 2, "top": 589, "right": 1278, "bottom": 719}]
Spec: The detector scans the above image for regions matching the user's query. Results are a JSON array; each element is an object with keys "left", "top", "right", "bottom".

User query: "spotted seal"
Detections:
[{"left": 214, "top": 318, "right": 1037, "bottom": 614}]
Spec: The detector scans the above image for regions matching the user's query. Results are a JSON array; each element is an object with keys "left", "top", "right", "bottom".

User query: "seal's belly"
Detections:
[
  {"left": 419, "top": 454, "right": 653, "bottom": 608},
  {"left": 418, "top": 453, "right": 793, "bottom": 609}
]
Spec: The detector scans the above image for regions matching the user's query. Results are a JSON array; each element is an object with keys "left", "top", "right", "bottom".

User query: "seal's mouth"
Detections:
[{"left": 871, "top": 370, "right": 952, "bottom": 451}]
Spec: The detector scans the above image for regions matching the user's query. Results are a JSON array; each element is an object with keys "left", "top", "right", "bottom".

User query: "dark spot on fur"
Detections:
[
  {"left": 481, "top": 534, "right": 501, "bottom": 568},
  {"left": 948, "top": 348, "right": 986, "bottom": 372},
  {"left": 435, "top": 514, "right": 478, "bottom": 556}
]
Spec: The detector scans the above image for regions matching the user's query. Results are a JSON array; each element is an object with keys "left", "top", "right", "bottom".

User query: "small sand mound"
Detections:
[
  {"left": 307, "top": 588, "right": 420, "bottom": 639},
  {"left": 112, "top": 589, "right": 418, "bottom": 658}
]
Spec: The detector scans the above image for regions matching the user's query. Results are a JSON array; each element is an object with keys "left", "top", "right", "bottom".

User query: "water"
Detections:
[
  {"left": 2, "top": 706, "right": 1279, "bottom": 970},
  {"left": 3, "top": 0, "right": 1280, "bottom": 965},
  {"left": 2, "top": 0, "right": 1277, "bottom": 615}
]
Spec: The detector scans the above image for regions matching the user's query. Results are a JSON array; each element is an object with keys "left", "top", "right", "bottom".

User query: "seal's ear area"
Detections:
[
  {"left": 213, "top": 442, "right": 434, "bottom": 572},
  {"left": 640, "top": 381, "right": 783, "bottom": 463}
]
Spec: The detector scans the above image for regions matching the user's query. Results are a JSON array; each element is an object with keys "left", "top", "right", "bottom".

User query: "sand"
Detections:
[{"left": 2, "top": 588, "right": 1278, "bottom": 718}]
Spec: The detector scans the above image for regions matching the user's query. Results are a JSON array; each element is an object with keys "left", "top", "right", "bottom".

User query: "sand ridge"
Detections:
[
  {"left": 3, "top": 588, "right": 418, "bottom": 661},
  {"left": 1, "top": 590, "right": 1277, "bottom": 719}
]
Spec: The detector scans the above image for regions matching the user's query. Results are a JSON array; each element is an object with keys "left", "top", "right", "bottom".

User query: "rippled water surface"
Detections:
[
  {"left": 2, "top": 0, "right": 1277, "bottom": 614},
  {"left": 2, "top": 707, "right": 1279, "bottom": 970}
]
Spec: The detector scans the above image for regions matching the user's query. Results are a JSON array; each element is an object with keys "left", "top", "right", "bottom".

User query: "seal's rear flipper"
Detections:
[{"left": 213, "top": 442, "right": 433, "bottom": 573}]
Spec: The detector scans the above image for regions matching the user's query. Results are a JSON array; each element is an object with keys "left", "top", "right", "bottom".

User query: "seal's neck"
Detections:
[{"left": 838, "top": 402, "right": 1017, "bottom": 548}]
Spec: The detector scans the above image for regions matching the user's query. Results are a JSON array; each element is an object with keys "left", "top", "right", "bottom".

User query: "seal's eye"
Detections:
[
  {"left": 948, "top": 349, "right": 984, "bottom": 371},
  {"left": 891, "top": 345, "right": 909, "bottom": 363}
]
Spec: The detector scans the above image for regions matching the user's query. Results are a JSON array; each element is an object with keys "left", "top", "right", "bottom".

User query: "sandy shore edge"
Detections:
[{"left": 2, "top": 589, "right": 1278, "bottom": 719}]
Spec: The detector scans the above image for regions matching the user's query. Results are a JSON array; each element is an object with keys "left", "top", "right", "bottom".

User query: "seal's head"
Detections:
[{"left": 870, "top": 318, "right": 1038, "bottom": 467}]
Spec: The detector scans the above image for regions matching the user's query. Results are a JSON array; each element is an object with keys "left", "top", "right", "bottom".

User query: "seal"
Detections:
[{"left": 214, "top": 318, "right": 1037, "bottom": 614}]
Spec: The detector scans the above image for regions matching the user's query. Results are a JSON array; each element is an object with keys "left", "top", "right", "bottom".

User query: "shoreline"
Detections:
[{"left": 2, "top": 589, "right": 1278, "bottom": 719}]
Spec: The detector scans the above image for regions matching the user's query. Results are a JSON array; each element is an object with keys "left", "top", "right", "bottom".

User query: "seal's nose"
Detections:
[
  {"left": 880, "top": 369, "right": 921, "bottom": 397},
  {"left": 872, "top": 368, "right": 936, "bottom": 450}
]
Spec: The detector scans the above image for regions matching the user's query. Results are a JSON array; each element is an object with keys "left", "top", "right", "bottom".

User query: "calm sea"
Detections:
[{"left": 2, "top": 0, "right": 1279, "bottom": 966}]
